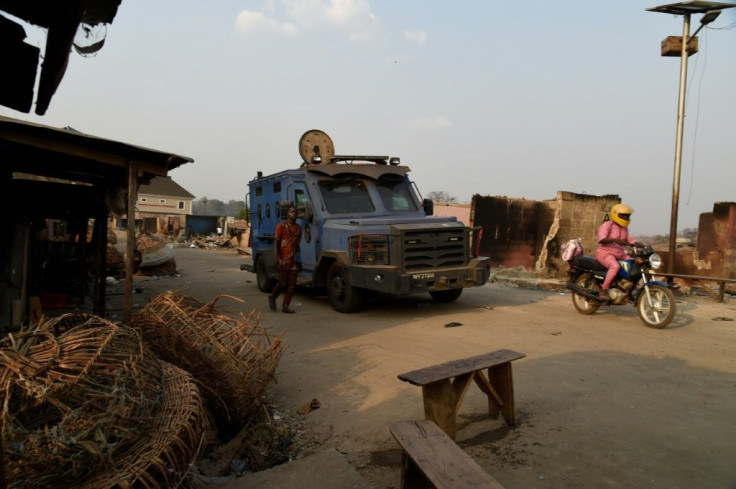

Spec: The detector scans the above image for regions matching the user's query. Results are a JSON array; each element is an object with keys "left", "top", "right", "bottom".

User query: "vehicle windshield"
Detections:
[
  {"left": 318, "top": 180, "right": 375, "bottom": 214},
  {"left": 376, "top": 176, "right": 418, "bottom": 211}
]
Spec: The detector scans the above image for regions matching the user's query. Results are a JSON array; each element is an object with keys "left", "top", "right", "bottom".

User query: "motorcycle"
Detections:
[{"left": 565, "top": 244, "right": 675, "bottom": 329}]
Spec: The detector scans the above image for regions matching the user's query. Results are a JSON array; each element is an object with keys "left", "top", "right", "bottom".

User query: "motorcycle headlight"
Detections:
[{"left": 649, "top": 253, "right": 662, "bottom": 270}]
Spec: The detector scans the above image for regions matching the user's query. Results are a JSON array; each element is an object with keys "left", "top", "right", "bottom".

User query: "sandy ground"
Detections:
[{"left": 121, "top": 246, "right": 736, "bottom": 489}]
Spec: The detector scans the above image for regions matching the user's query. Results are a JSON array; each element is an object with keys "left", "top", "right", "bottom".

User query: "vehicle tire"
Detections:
[
  {"left": 256, "top": 256, "right": 277, "bottom": 293},
  {"left": 430, "top": 289, "right": 463, "bottom": 302},
  {"left": 571, "top": 273, "right": 600, "bottom": 315},
  {"left": 327, "top": 262, "right": 363, "bottom": 313},
  {"left": 636, "top": 284, "right": 675, "bottom": 329}
]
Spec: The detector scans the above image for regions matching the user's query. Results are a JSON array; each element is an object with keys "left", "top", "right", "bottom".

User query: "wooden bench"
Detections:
[
  {"left": 390, "top": 419, "right": 506, "bottom": 489},
  {"left": 656, "top": 272, "right": 736, "bottom": 302},
  {"left": 398, "top": 349, "right": 525, "bottom": 439}
]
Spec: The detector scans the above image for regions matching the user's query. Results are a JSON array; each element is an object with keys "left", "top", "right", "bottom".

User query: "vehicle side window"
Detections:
[
  {"left": 295, "top": 189, "right": 307, "bottom": 205},
  {"left": 294, "top": 189, "right": 308, "bottom": 219}
]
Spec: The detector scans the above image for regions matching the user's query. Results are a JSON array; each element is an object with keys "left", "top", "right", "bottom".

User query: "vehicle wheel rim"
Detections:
[
  {"left": 330, "top": 275, "right": 345, "bottom": 301},
  {"left": 642, "top": 290, "right": 669, "bottom": 324}
]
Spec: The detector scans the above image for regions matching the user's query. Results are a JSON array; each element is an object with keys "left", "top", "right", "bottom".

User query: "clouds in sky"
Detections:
[
  {"left": 235, "top": 11, "right": 298, "bottom": 37},
  {"left": 235, "top": 0, "right": 380, "bottom": 41},
  {"left": 404, "top": 29, "right": 427, "bottom": 46}
]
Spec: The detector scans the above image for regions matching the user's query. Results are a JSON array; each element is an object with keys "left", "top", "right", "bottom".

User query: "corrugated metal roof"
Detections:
[{"left": 1, "top": 115, "right": 193, "bottom": 182}]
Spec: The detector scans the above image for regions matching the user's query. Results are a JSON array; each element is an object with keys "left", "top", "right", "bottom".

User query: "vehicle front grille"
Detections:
[{"left": 400, "top": 228, "right": 467, "bottom": 271}]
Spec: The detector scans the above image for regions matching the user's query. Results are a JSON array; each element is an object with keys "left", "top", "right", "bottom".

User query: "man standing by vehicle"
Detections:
[
  {"left": 596, "top": 203, "right": 644, "bottom": 301},
  {"left": 269, "top": 206, "right": 302, "bottom": 313}
]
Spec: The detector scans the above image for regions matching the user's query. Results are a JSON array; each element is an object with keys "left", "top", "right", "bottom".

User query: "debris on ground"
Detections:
[{"left": 296, "top": 399, "right": 321, "bottom": 415}]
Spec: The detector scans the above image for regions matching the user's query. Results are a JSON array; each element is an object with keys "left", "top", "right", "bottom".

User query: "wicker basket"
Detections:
[
  {"left": 131, "top": 292, "right": 285, "bottom": 432},
  {"left": 0, "top": 313, "right": 211, "bottom": 488}
]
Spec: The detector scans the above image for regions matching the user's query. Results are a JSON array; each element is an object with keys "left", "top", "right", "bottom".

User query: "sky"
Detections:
[{"left": 2, "top": 0, "right": 735, "bottom": 235}]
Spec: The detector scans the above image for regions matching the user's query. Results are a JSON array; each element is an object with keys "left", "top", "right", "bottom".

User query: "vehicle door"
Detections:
[{"left": 292, "top": 184, "right": 316, "bottom": 273}]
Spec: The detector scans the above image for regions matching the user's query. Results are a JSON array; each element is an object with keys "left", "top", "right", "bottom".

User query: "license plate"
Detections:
[{"left": 412, "top": 273, "right": 435, "bottom": 280}]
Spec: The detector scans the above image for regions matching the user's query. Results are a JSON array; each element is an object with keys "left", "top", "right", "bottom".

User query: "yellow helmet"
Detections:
[{"left": 610, "top": 203, "right": 633, "bottom": 227}]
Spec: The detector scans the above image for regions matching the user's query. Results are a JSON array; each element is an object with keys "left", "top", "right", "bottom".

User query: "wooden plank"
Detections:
[
  {"left": 28, "top": 296, "right": 43, "bottom": 324},
  {"left": 398, "top": 349, "right": 525, "bottom": 386},
  {"left": 390, "top": 419, "right": 506, "bottom": 489},
  {"left": 655, "top": 272, "right": 736, "bottom": 283}
]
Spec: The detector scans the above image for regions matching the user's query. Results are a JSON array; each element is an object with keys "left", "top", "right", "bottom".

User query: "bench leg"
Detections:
[
  {"left": 473, "top": 370, "right": 503, "bottom": 420},
  {"left": 400, "top": 451, "right": 432, "bottom": 489},
  {"left": 422, "top": 380, "right": 457, "bottom": 439},
  {"left": 488, "top": 362, "right": 516, "bottom": 425}
]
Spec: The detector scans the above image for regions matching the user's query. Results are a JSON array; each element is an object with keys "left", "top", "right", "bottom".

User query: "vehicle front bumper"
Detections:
[{"left": 349, "top": 257, "right": 491, "bottom": 296}]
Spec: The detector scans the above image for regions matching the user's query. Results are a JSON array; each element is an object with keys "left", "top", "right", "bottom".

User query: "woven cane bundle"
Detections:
[
  {"left": 131, "top": 292, "right": 285, "bottom": 429},
  {"left": 0, "top": 314, "right": 165, "bottom": 487},
  {"left": 77, "top": 362, "right": 208, "bottom": 489}
]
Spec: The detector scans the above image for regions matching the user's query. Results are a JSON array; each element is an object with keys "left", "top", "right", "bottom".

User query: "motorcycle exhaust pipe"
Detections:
[{"left": 566, "top": 281, "right": 605, "bottom": 302}]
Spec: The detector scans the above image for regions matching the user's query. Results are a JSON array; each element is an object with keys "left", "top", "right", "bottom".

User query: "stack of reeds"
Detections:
[
  {"left": 0, "top": 314, "right": 210, "bottom": 488},
  {"left": 131, "top": 292, "right": 285, "bottom": 432}
]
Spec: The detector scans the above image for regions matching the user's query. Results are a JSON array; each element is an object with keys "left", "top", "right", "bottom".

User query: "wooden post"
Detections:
[
  {"left": 124, "top": 161, "right": 137, "bottom": 324},
  {"left": 93, "top": 208, "right": 107, "bottom": 316}
]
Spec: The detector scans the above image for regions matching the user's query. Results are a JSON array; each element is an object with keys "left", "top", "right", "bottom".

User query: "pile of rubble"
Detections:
[
  {"left": 188, "top": 234, "right": 242, "bottom": 250},
  {"left": 1, "top": 293, "right": 285, "bottom": 487}
]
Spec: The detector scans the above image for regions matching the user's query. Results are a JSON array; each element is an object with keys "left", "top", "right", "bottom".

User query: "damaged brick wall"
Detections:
[
  {"left": 471, "top": 195, "right": 541, "bottom": 270},
  {"left": 472, "top": 191, "right": 620, "bottom": 278},
  {"left": 540, "top": 191, "right": 621, "bottom": 277},
  {"left": 695, "top": 202, "right": 736, "bottom": 279},
  {"left": 472, "top": 192, "right": 736, "bottom": 281}
]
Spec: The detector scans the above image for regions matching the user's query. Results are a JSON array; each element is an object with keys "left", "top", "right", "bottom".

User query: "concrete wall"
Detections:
[
  {"left": 137, "top": 194, "right": 191, "bottom": 215},
  {"left": 432, "top": 203, "right": 471, "bottom": 225}
]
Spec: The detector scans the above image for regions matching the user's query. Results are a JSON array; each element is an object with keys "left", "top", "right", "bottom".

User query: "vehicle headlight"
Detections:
[{"left": 649, "top": 253, "right": 662, "bottom": 270}]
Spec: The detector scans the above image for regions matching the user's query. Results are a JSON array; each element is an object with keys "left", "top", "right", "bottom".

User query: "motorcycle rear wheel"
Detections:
[
  {"left": 637, "top": 284, "right": 675, "bottom": 329},
  {"left": 571, "top": 273, "right": 600, "bottom": 315}
]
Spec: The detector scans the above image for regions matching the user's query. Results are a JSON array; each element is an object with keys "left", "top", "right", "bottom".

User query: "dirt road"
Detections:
[{"left": 126, "top": 247, "right": 736, "bottom": 489}]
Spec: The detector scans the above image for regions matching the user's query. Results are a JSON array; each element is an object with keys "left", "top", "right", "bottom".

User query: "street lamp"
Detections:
[{"left": 647, "top": 1, "right": 736, "bottom": 274}]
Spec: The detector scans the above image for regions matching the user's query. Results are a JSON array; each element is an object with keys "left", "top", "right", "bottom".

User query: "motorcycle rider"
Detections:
[{"left": 595, "top": 203, "right": 645, "bottom": 301}]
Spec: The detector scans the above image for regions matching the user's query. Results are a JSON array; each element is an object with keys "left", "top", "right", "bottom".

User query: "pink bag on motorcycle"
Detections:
[{"left": 561, "top": 238, "right": 583, "bottom": 261}]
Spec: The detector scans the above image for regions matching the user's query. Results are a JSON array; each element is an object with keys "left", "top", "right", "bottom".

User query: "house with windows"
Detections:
[{"left": 114, "top": 176, "right": 195, "bottom": 235}]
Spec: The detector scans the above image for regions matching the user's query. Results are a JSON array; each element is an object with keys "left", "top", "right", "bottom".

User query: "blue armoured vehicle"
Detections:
[{"left": 242, "top": 130, "right": 490, "bottom": 312}]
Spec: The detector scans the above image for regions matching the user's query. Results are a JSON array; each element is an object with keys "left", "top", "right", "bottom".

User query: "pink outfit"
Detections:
[{"left": 595, "top": 221, "right": 636, "bottom": 290}]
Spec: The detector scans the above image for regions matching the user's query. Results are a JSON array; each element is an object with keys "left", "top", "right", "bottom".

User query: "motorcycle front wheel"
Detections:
[
  {"left": 571, "top": 273, "right": 600, "bottom": 315},
  {"left": 636, "top": 284, "right": 675, "bottom": 329}
]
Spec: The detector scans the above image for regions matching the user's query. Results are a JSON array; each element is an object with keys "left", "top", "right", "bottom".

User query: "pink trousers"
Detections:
[{"left": 596, "top": 252, "right": 621, "bottom": 291}]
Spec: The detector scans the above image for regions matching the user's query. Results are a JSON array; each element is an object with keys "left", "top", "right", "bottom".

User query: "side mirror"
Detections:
[{"left": 423, "top": 198, "right": 434, "bottom": 216}]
